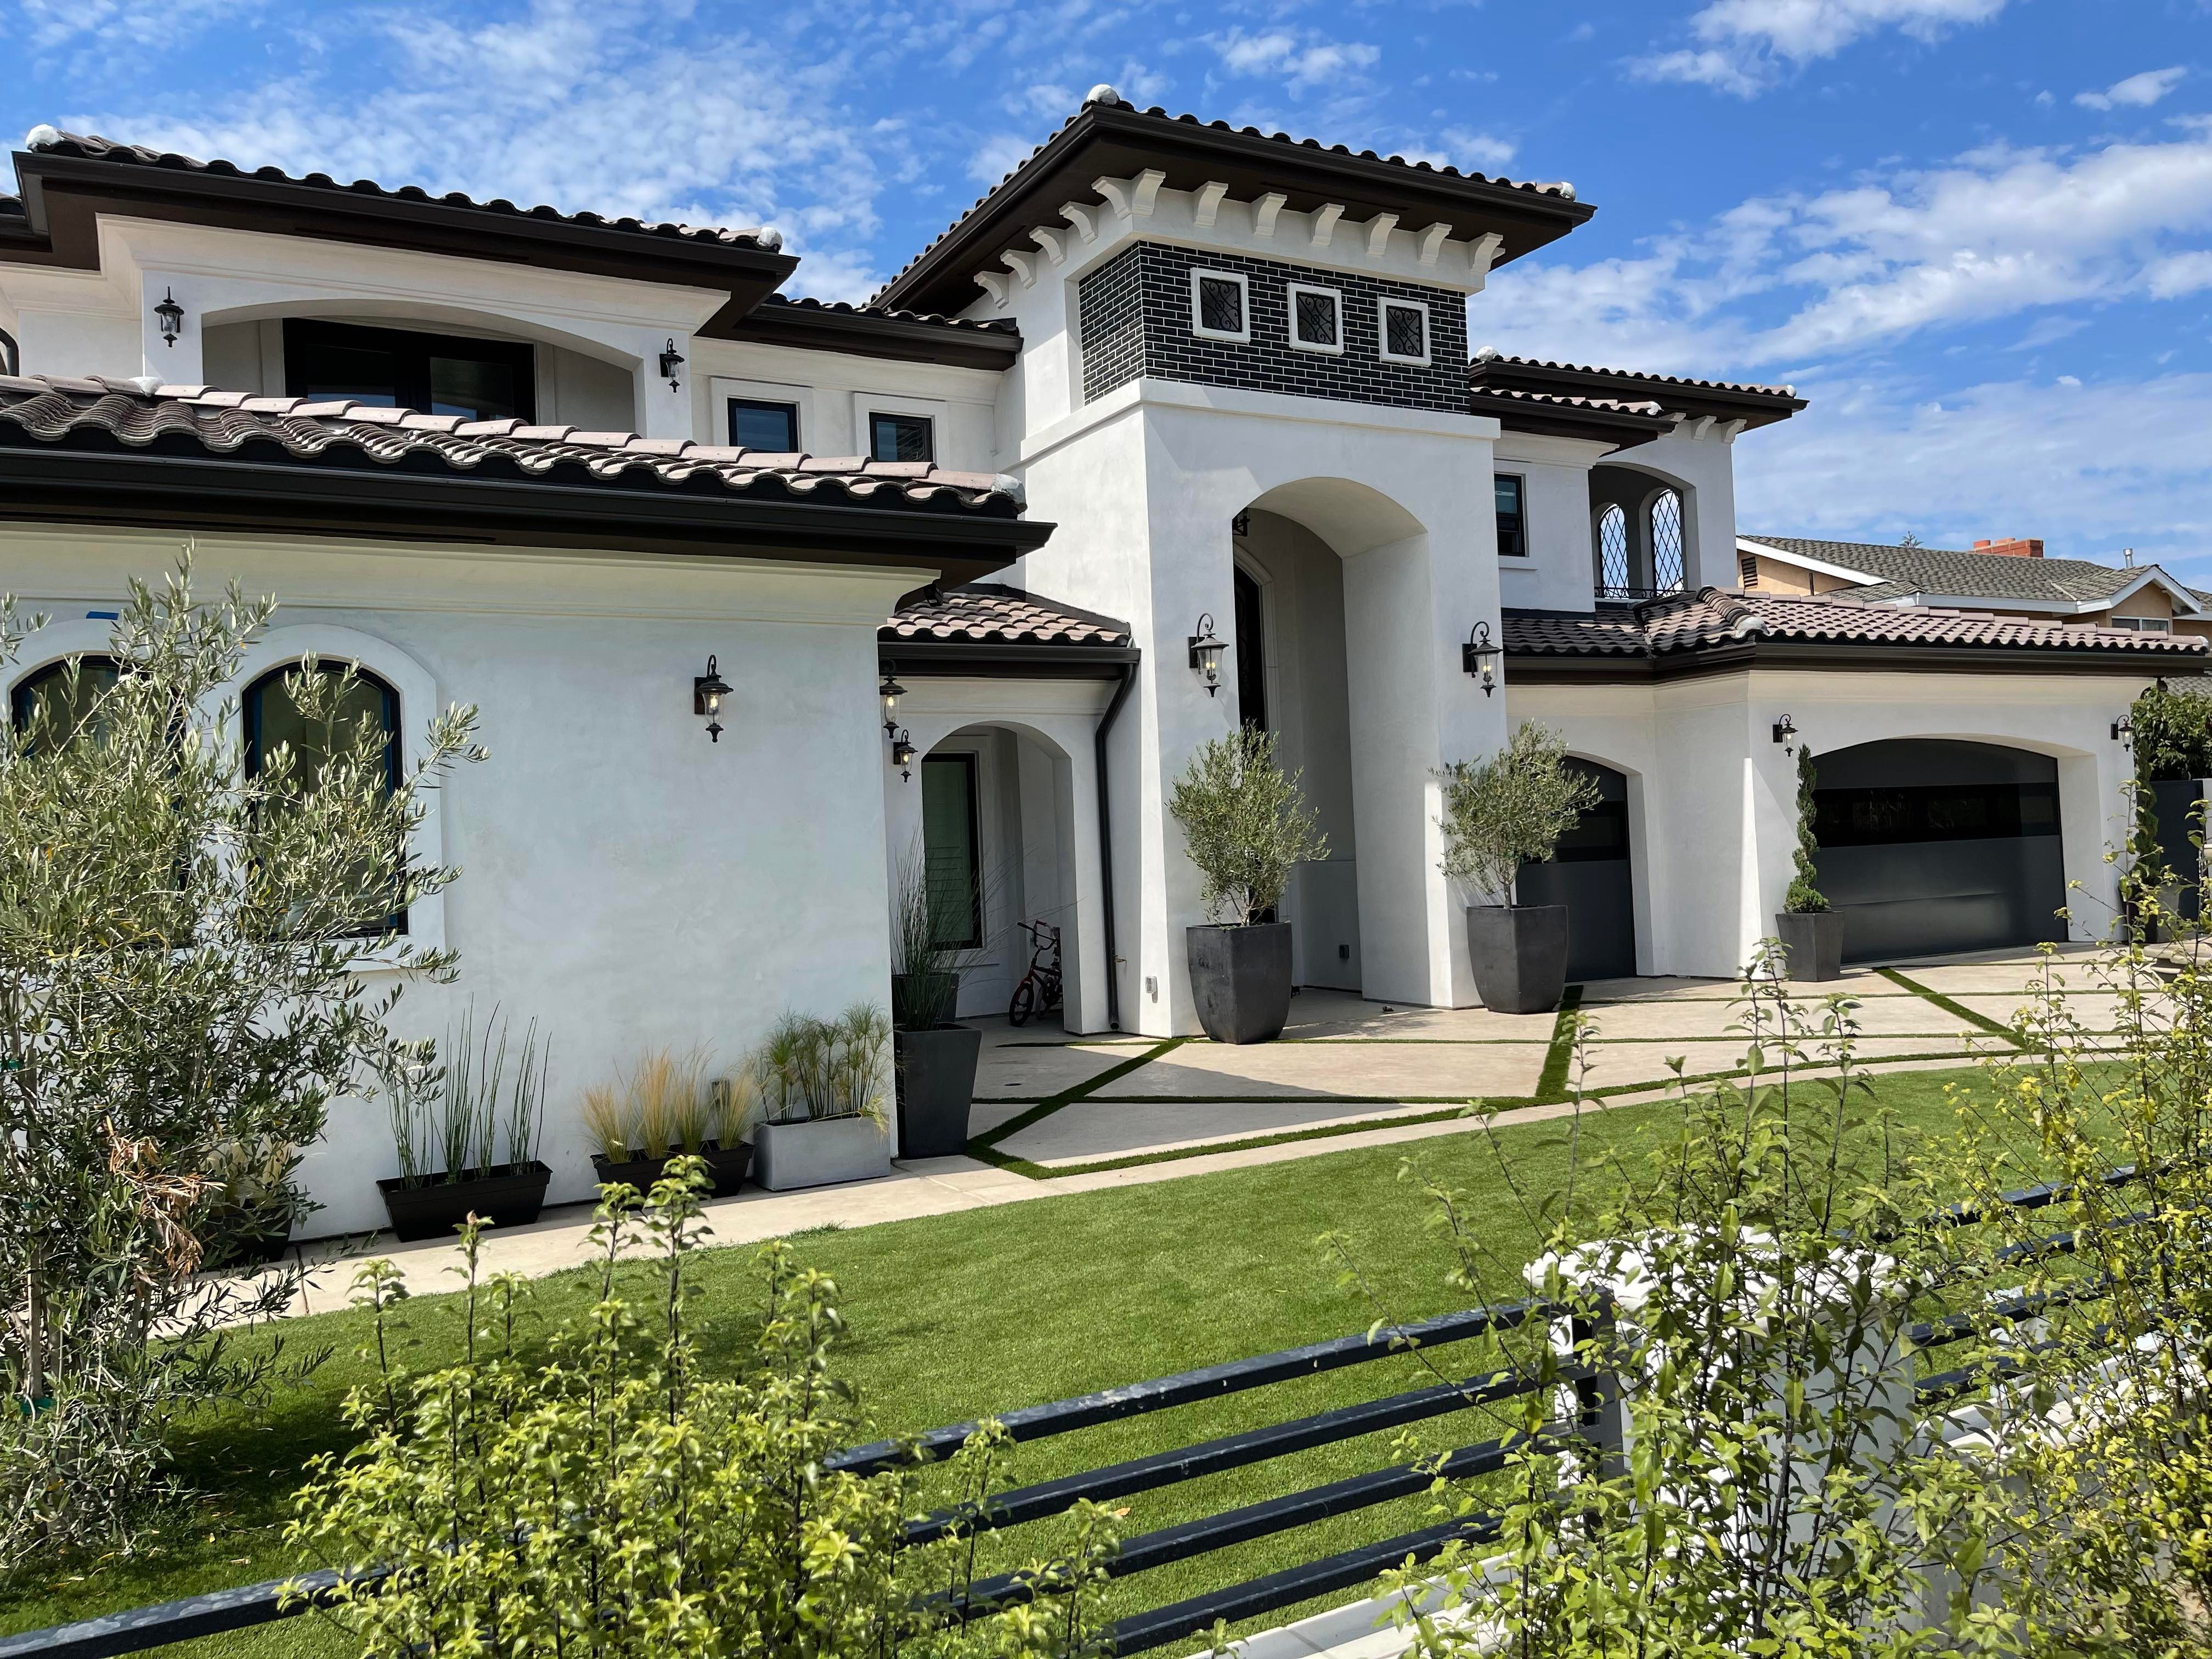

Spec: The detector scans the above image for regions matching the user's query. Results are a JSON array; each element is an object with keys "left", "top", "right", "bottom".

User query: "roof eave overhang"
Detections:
[
  {"left": 718, "top": 303, "right": 1022, "bottom": 370},
  {"left": 1489, "top": 405, "right": 1672, "bottom": 449},
  {"left": 877, "top": 103, "right": 1594, "bottom": 315},
  {"left": 7, "top": 155, "right": 801, "bottom": 329},
  {"left": 1477, "top": 363, "right": 1805, "bottom": 430},
  {"left": 874, "top": 639, "right": 1140, "bottom": 679},
  {"left": 0, "top": 440, "right": 1049, "bottom": 582},
  {"left": 1736, "top": 537, "right": 1883, "bottom": 585},
  {"left": 1506, "top": 639, "right": 2203, "bottom": 682}
]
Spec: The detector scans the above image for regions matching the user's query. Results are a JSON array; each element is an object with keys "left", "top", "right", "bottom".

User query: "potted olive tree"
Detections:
[
  {"left": 889, "top": 841, "right": 985, "bottom": 1159},
  {"left": 1775, "top": 745, "right": 1843, "bottom": 980},
  {"left": 1169, "top": 727, "right": 1328, "bottom": 1043},
  {"left": 1438, "top": 721, "right": 1599, "bottom": 1014}
]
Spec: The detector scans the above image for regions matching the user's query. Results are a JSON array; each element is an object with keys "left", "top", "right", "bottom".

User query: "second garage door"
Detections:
[{"left": 1810, "top": 738, "right": 2065, "bottom": 963}]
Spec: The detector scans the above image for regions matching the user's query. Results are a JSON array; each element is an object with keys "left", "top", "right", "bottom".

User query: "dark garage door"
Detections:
[
  {"left": 1810, "top": 739, "right": 2064, "bottom": 963},
  {"left": 1518, "top": 759, "right": 1637, "bottom": 982}
]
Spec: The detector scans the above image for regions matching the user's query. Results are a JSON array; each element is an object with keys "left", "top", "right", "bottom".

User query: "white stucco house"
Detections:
[{"left": 1, "top": 94, "right": 2198, "bottom": 1227}]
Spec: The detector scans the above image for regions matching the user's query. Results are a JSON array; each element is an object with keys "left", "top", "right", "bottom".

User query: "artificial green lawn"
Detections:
[{"left": 0, "top": 1059, "right": 2047, "bottom": 1657}]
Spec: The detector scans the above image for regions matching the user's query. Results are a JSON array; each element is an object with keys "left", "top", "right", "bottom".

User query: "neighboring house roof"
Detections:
[
  {"left": 875, "top": 94, "right": 1593, "bottom": 316},
  {"left": 1504, "top": 589, "right": 2207, "bottom": 680},
  {"left": 731, "top": 293, "right": 1021, "bottom": 370},
  {"left": 0, "top": 374, "right": 1049, "bottom": 577},
  {"left": 1740, "top": 535, "right": 2206, "bottom": 616},
  {"left": 3, "top": 128, "right": 798, "bottom": 329},
  {"left": 1468, "top": 352, "right": 1806, "bottom": 430},
  {"left": 1469, "top": 383, "right": 1674, "bottom": 448},
  {"left": 881, "top": 583, "right": 1138, "bottom": 678}
]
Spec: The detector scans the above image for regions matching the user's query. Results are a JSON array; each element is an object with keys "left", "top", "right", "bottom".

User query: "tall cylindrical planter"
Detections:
[
  {"left": 895, "top": 1024, "right": 983, "bottom": 1159},
  {"left": 1465, "top": 905, "right": 1570, "bottom": 1015},
  {"left": 1774, "top": 911, "right": 1844, "bottom": 982},
  {"left": 1186, "top": 922, "right": 1294, "bottom": 1044}
]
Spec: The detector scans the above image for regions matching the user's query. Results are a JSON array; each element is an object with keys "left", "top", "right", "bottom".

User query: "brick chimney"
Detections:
[{"left": 1971, "top": 537, "right": 2044, "bottom": 558}]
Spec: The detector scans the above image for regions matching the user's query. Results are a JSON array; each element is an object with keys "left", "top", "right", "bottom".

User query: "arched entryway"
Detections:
[
  {"left": 1808, "top": 738, "right": 2066, "bottom": 961},
  {"left": 1516, "top": 758, "right": 1636, "bottom": 981}
]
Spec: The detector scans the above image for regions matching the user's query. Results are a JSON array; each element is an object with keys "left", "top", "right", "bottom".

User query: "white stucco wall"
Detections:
[
  {"left": 2, "top": 522, "right": 914, "bottom": 1237},
  {"left": 689, "top": 338, "right": 1003, "bottom": 474},
  {"left": 1493, "top": 432, "right": 1611, "bottom": 614}
]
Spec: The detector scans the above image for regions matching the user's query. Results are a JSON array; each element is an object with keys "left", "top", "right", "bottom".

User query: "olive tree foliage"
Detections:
[
  {"left": 0, "top": 556, "right": 483, "bottom": 1566},
  {"left": 1168, "top": 725, "right": 1328, "bottom": 926},
  {"left": 1434, "top": 722, "right": 1598, "bottom": 908},
  {"left": 289, "top": 1166, "right": 1120, "bottom": 1659}
]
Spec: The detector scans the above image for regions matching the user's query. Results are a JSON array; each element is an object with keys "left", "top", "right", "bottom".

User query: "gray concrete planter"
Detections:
[
  {"left": 895, "top": 1025, "right": 982, "bottom": 1159},
  {"left": 1187, "top": 922, "right": 1294, "bottom": 1044},
  {"left": 753, "top": 1115, "right": 891, "bottom": 1192},
  {"left": 1775, "top": 911, "right": 1844, "bottom": 981},
  {"left": 1466, "top": 905, "right": 1569, "bottom": 1015}
]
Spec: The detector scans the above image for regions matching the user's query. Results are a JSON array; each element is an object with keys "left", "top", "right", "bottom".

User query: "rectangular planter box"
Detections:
[
  {"left": 376, "top": 1160, "right": 552, "bottom": 1243},
  {"left": 753, "top": 1116, "right": 890, "bottom": 1192},
  {"left": 588, "top": 1141, "right": 751, "bottom": 1199}
]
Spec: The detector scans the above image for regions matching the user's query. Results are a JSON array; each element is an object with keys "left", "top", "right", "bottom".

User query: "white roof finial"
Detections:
[
  {"left": 24, "top": 124, "right": 61, "bottom": 151},
  {"left": 1084, "top": 84, "right": 1121, "bottom": 107}
]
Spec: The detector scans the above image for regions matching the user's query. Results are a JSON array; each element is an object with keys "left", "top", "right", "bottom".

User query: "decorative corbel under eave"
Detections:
[
  {"left": 1002, "top": 246, "right": 1040, "bottom": 286},
  {"left": 1364, "top": 212, "right": 1400, "bottom": 256},
  {"left": 1094, "top": 169, "right": 1166, "bottom": 219},
  {"left": 1417, "top": 223, "right": 1452, "bottom": 266},
  {"left": 1251, "top": 192, "right": 1287, "bottom": 238},
  {"left": 1468, "top": 231, "right": 1505, "bottom": 291},
  {"left": 1031, "top": 225, "right": 1069, "bottom": 264},
  {"left": 975, "top": 269, "right": 1013, "bottom": 306},
  {"left": 1060, "top": 201, "right": 1102, "bottom": 242},
  {"left": 1681, "top": 415, "right": 1717, "bottom": 442},
  {"left": 1310, "top": 202, "right": 1345, "bottom": 247},
  {"left": 1193, "top": 180, "right": 1230, "bottom": 228},
  {"left": 1717, "top": 418, "right": 1749, "bottom": 445}
]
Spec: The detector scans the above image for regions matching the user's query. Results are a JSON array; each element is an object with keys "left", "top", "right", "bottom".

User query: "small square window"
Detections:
[
  {"left": 870, "top": 411, "right": 935, "bottom": 464},
  {"left": 729, "top": 398, "right": 799, "bottom": 452},
  {"left": 1190, "top": 269, "right": 1250, "bottom": 342},
  {"left": 1378, "top": 299, "right": 1431, "bottom": 365},
  {"left": 1495, "top": 474, "right": 1528, "bottom": 557},
  {"left": 1287, "top": 283, "right": 1342, "bottom": 354}
]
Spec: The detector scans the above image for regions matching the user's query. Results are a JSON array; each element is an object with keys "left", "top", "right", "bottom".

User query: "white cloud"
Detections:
[
  {"left": 2075, "top": 66, "right": 2187, "bottom": 112},
  {"left": 1633, "top": 0, "right": 2008, "bottom": 97},
  {"left": 1443, "top": 127, "right": 1519, "bottom": 171},
  {"left": 968, "top": 133, "right": 1041, "bottom": 185},
  {"left": 1211, "top": 29, "right": 1381, "bottom": 91}
]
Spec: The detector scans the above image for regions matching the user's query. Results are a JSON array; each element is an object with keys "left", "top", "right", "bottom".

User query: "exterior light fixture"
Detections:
[
  {"left": 879, "top": 668, "right": 907, "bottom": 737},
  {"left": 1462, "top": 620, "right": 1500, "bottom": 696},
  {"left": 153, "top": 287, "right": 184, "bottom": 348},
  {"left": 890, "top": 729, "right": 917, "bottom": 781},
  {"left": 658, "top": 337, "right": 686, "bottom": 392},
  {"left": 2113, "top": 715, "right": 2134, "bottom": 745},
  {"left": 1232, "top": 510, "right": 1251, "bottom": 538},
  {"left": 1772, "top": 713, "right": 1798, "bottom": 755},
  {"left": 693, "top": 654, "right": 731, "bottom": 743},
  {"left": 1188, "top": 613, "right": 1228, "bottom": 695}
]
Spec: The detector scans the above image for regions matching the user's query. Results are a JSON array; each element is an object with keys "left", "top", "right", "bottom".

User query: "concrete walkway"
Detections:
[{"left": 276, "top": 947, "right": 2118, "bottom": 1312}]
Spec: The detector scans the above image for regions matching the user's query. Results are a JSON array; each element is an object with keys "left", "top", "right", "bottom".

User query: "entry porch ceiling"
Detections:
[{"left": 876, "top": 98, "right": 1594, "bottom": 317}]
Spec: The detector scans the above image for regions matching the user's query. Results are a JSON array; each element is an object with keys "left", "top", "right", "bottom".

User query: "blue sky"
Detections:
[{"left": 7, "top": 0, "right": 2212, "bottom": 572}]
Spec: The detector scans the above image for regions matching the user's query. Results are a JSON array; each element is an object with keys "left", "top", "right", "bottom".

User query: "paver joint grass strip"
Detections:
[
  {"left": 1534, "top": 986, "right": 1587, "bottom": 1103},
  {"left": 967, "top": 1038, "right": 1188, "bottom": 1170},
  {"left": 1876, "top": 968, "right": 2028, "bottom": 1049}
]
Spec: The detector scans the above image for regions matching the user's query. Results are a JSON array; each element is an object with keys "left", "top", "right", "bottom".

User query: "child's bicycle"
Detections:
[{"left": 1007, "top": 919, "right": 1064, "bottom": 1026}]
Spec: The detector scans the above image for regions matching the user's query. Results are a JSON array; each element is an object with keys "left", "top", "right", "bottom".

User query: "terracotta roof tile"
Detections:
[
  {"left": 1468, "top": 385, "right": 1672, "bottom": 420},
  {"left": 1470, "top": 351, "right": 1797, "bottom": 399},
  {"left": 883, "top": 584, "right": 1133, "bottom": 648},
  {"left": 749, "top": 292, "right": 1017, "bottom": 336},
  {"left": 0, "top": 374, "right": 1025, "bottom": 518},
  {"left": 19, "top": 129, "right": 785, "bottom": 253},
  {"left": 1504, "top": 589, "right": 2207, "bottom": 659}
]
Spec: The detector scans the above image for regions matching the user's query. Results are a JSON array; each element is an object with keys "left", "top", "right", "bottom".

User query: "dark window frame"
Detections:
[
  {"left": 868, "top": 410, "right": 936, "bottom": 464},
  {"left": 1189, "top": 268, "right": 1251, "bottom": 342},
  {"left": 727, "top": 397, "right": 800, "bottom": 452},
  {"left": 282, "top": 318, "right": 538, "bottom": 422},
  {"left": 919, "top": 751, "right": 984, "bottom": 950},
  {"left": 1286, "top": 281, "right": 1344, "bottom": 354},
  {"left": 1377, "top": 297, "right": 1431, "bottom": 365},
  {"left": 9, "top": 655, "right": 120, "bottom": 750},
  {"left": 243, "top": 661, "right": 407, "bottom": 935},
  {"left": 1494, "top": 473, "right": 1528, "bottom": 558}
]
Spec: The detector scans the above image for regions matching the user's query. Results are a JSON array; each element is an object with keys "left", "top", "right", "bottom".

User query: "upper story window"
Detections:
[
  {"left": 729, "top": 397, "right": 799, "bottom": 452},
  {"left": 1286, "top": 283, "right": 1342, "bottom": 354},
  {"left": 283, "top": 319, "right": 536, "bottom": 422},
  {"left": 1649, "top": 489, "right": 1686, "bottom": 594},
  {"left": 10, "top": 656, "right": 119, "bottom": 752},
  {"left": 244, "top": 662, "right": 404, "bottom": 934},
  {"left": 2111, "top": 616, "right": 2174, "bottom": 633},
  {"left": 1495, "top": 475, "right": 1528, "bottom": 557},
  {"left": 870, "top": 411, "right": 935, "bottom": 464},
  {"left": 1190, "top": 269, "right": 1251, "bottom": 343},
  {"left": 1378, "top": 299, "right": 1431, "bottom": 366}
]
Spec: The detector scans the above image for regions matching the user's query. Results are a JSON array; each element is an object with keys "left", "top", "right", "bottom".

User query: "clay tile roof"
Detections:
[
  {"left": 882, "top": 583, "right": 1133, "bottom": 648},
  {"left": 1470, "top": 352, "right": 1797, "bottom": 399},
  {"left": 1503, "top": 589, "right": 2208, "bottom": 660},
  {"left": 0, "top": 374, "right": 1025, "bottom": 518},
  {"left": 18, "top": 129, "right": 786, "bottom": 253},
  {"left": 748, "top": 292, "right": 1017, "bottom": 336}
]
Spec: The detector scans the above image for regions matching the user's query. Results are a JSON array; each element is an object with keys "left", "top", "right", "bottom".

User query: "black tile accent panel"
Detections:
[{"left": 1077, "top": 242, "right": 1468, "bottom": 411}]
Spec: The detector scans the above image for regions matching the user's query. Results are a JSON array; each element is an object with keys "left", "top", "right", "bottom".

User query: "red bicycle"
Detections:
[{"left": 1007, "top": 919, "right": 1063, "bottom": 1026}]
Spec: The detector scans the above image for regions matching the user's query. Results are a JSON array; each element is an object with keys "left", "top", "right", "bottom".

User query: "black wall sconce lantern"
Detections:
[
  {"left": 693, "top": 654, "right": 731, "bottom": 742},
  {"left": 879, "top": 668, "right": 907, "bottom": 737},
  {"left": 2113, "top": 714, "right": 2135, "bottom": 746},
  {"left": 1772, "top": 713, "right": 1798, "bottom": 755},
  {"left": 1232, "top": 510, "right": 1251, "bottom": 538},
  {"left": 890, "top": 729, "right": 917, "bottom": 781},
  {"left": 658, "top": 337, "right": 686, "bottom": 393},
  {"left": 1462, "top": 620, "right": 1500, "bottom": 696},
  {"left": 153, "top": 287, "right": 184, "bottom": 348},
  {"left": 1188, "top": 614, "right": 1227, "bottom": 695}
]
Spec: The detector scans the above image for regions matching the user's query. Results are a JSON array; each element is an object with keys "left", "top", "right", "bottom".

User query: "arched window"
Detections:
[
  {"left": 9, "top": 656, "right": 119, "bottom": 751},
  {"left": 1650, "top": 490, "right": 1685, "bottom": 594},
  {"left": 1596, "top": 504, "right": 1631, "bottom": 599},
  {"left": 244, "top": 662, "right": 403, "bottom": 933}
]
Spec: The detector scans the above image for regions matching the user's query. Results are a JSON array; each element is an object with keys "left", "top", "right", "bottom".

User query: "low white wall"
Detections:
[{"left": 2, "top": 523, "right": 913, "bottom": 1236}]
